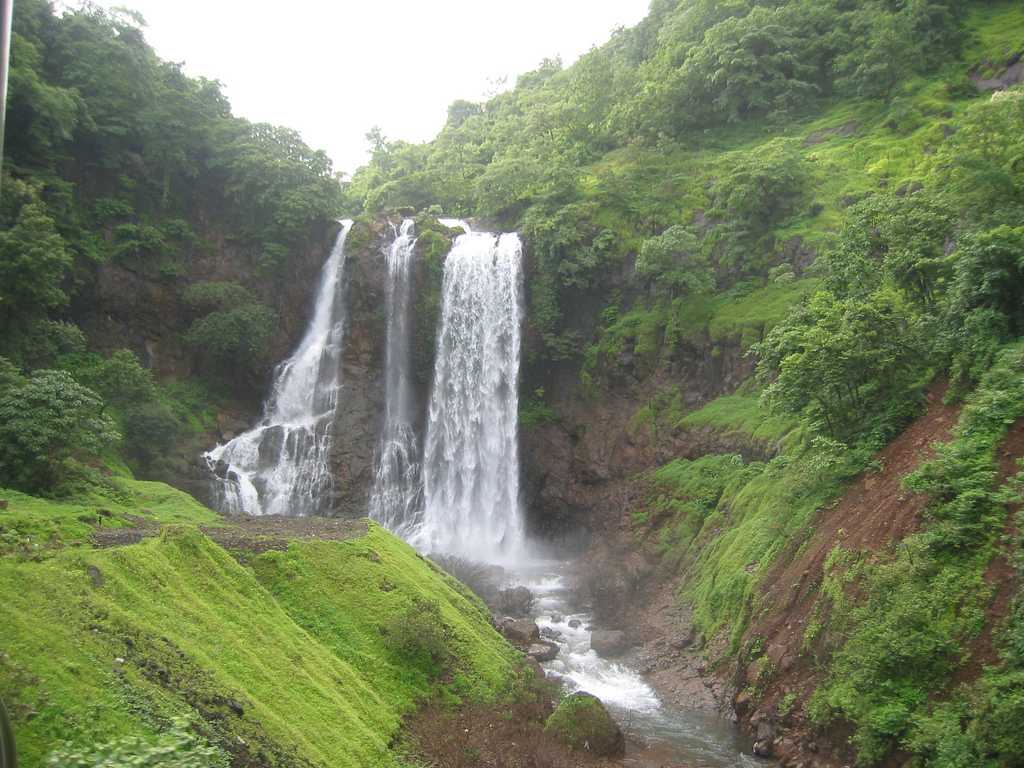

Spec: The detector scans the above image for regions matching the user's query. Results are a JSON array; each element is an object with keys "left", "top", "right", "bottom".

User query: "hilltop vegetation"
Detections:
[{"left": 346, "top": 1, "right": 1024, "bottom": 764}]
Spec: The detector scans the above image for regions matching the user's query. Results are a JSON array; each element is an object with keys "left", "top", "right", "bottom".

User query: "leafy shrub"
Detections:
[
  {"left": 382, "top": 598, "right": 450, "bottom": 668},
  {"left": 184, "top": 303, "right": 277, "bottom": 371},
  {"left": 183, "top": 281, "right": 256, "bottom": 313},
  {"left": 0, "top": 368, "right": 120, "bottom": 492},
  {"left": 45, "top": 718, "right": 228, "bottom": 768}
]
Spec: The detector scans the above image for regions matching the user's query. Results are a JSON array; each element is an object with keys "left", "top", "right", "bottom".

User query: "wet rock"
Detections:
[
  {"left": 551, "top": 612, "right": 563, "bottom": 623},
  {"left": 590, "top": 629, "right": 628, "bottom": 657},
  {"left": 498, "top": 617, "right": 540, "bottom": 646},
  {"left": 540, "top": 626, "right": 562, "bottom": 641},
  {"left": 753, "top": 739, "right": 773, "bottom": 757},
  {"left": 568, "top": 619, "right": 581, "bottom": 629},
  {"left": 527, "top": 641, "right": 560, "bottom": 662},
  {"left": 495, "top": 586, "right": 534, "bottom": 617},
  {"left": 544, "top": 692, "right": 625, "bottom": 758}
]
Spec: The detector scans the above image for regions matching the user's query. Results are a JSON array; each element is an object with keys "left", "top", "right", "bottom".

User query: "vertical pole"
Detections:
[{"left": 0, "top": 0, "right": 13, "bottom": 196}]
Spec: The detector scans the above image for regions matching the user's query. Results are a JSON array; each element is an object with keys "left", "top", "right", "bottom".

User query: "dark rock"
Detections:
[
  {"left": 972, "top": 60, "right": 1024, "bottom": 91},
  {"left": 499, "top": 617, "right": 540, "bottom": 646},
  {"left": 551, "top": 612, "right": 563, "bottom": 623},
  {"left": 495, "top": 586, "right": 534, "bottom": 617},
  {"left": 86, "top": 565, "right": 104, "bottom": 588},
  {"left": 544, "top": 692, "right": 625, "bottom": 758},
  {"left": 527, "top": 641, "right": 560, "bottom": 662},
  {"left": 753, "top": 739, "right": 773, "bottom": 757},
  {"left": 568, "top": 619, "right": 581, "bottom": 629},
  {"left": 540, "top": 626, "right": 563, "bottom": 641}
]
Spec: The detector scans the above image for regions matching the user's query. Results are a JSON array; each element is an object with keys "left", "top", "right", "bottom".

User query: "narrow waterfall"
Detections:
[
  {"left": 412, "top": 230, "right": 525, "bottom": 561},
  {"left": 205, "top": 220, "right": 354, "bottom": 516},
  {"left": 369, "top": 219, "right": 422, "bottom": 534}
]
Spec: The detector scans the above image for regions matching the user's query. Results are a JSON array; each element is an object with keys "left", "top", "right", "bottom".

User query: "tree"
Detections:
[
  {"left": 0, "top": 369, "right": 120, "bottom": 492},
  {"left": 754, "top": 289, "right": 926, "bottom": 440},
  {"left": 636, "top": 225, "right": 713, "bottom": 298}
]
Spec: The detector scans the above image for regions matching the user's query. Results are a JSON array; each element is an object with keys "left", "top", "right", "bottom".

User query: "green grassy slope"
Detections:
[{"left": 0, "top": 492, "right": 518, "bottom": 767}]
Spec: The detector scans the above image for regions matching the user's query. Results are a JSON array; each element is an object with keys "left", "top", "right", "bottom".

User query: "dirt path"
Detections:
[{"left": 92, "top": 514, "right": 368, "bottom": 551}]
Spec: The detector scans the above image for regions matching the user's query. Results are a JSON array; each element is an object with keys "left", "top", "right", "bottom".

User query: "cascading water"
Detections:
[
  {"left": 411, "top": 230, "right": 525, "bottom": 561},
  {"left": 204, "top": 220, "right": 354, "bottom": 517},
  {"left": 369, "top": 219, "right": 422, "bottom": 535}
]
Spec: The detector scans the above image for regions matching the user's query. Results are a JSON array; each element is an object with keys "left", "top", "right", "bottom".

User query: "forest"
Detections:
[{"left": 1, "top": 0, "right": 1023, "bottom": 766}]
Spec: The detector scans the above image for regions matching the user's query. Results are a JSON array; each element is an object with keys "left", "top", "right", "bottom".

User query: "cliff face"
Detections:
[{"left": 73, "top": 221, "right": 339, "bottom": 391}]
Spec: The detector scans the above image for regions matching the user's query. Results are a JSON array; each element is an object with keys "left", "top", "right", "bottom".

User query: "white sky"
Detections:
[{"left": 93, "top": 0, "right": 651, "bottom": 176}]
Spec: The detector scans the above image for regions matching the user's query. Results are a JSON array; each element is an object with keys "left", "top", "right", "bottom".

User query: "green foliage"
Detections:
[
  {"left": 544, "top": 693, "right": 622, "bottom": 756},
  {"left": 0, "top": 367, "right": 120, "bottom": 493},
  {"left": 2, "top": 518, "right": 516, "bottom": 767},
  {"left": 755, "top": 288, "right": 927, "bottom": 441},
  {"left": 382, "top": 598, "right": 450, "bottom": 669},
  {"left": 184, "top": 303, "right": 278, "bottom": 372},
  {"left": 46, "top": 718, "right": 228, "bottom": 768},
  {"left": 809, "top": 344, "right": 1024, "bottom": 766},
  {"left": 637, "top": 225, "right": 711, "bottom": 298},
  {"left": 182, "top": 281, "right": 256, "bottom": 313},
  {"left": 678, "top": 391, "right": 800, "bottom": 448}
]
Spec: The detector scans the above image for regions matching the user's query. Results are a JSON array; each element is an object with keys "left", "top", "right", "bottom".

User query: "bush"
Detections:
[
  {"left": 0, "top": 368, "right": 120, "bottom": 492},
  {"left": 45, "top": 717, "right": 228, "bottom": 768},
  {"left": 184, "top": 303, "right": 277, "bottom": 371},
  {"left": 382, "top": 598, "right": 450, "bottom": 668}
]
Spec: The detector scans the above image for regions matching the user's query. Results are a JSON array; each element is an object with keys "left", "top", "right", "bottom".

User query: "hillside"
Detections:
[
  {"left": 2, "top": 0, "right": 1024, "bottom": 766},
  {"left": 0, "top": 484, "right": 520, "bottom": 767}
]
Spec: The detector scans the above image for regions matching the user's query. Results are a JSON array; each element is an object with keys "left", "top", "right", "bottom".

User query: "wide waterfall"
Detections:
[
  {"left": 369, "top": 219, "right": 422, "bottom": 534},
  {"left": 412, "top": 230, "right": 525, "bottom": 561},
  {"left": 204, "top": 220, "right": 354, "bottom": 516}
]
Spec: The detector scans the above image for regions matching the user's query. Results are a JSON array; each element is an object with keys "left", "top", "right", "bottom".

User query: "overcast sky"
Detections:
[{"left": 91, "top": 0, "right": 651, "bottom": 176}]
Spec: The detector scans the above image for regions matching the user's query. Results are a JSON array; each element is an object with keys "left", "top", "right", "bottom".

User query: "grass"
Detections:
[
  {"left": 0, "top": 501, "right": 518, "bottom": 766},
  {"left": 0, "top": 477, "right": 222, "bottom": 558},
  {"left": 678, "top": 391, "right": 801, "bottom": 448},
  {"left": 708, "top": 278, "right": 820, "bottom": 348}
]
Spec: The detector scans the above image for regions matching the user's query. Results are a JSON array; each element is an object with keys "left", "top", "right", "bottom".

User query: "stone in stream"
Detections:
[
  {"left": 540, "top": 626, "right": 562, "bottom": 641},
  {"left": 551, "top": 612, "right": 563, "bottom": 623},
  {"left": 590, "top": 629, "right": 629, "bottom": 657},
  {"left": 567, "top": 619, "right": 581, "bottom": 629},
  {"left": 498, "top": 617, "right": 539, "bottom": 646},
  {"left": 544, "top": 692, "right": 625, "bottom": 758},
  {"left": 527, "top": 641, "right": 560, "bottom": 662}
]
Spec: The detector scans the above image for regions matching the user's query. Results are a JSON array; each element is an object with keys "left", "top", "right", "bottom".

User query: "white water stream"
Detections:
[
  {"left": 204, "top": 220, "right": 354, "bottom": 516},
  {"left": 518, "top": 559, "right": 763, "bottom": 766},
  {"left": 369, "top": 219, "right": 422, "bottom": 536},
  {"left": 411, "top": 229, "right": 525, "bottom": 561}
]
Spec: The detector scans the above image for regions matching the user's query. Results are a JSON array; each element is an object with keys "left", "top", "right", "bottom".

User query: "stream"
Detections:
[{"left": 514, "top": 559, "right": 766, "bottom": 767}]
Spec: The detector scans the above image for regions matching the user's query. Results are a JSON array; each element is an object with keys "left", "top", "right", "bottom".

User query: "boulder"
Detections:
[
  {"left": 551, "top": 612, "right": 563, "bottom": 623},
  {"left": 527, "top": 641, "right": 560, "bottom": 662},
  {"left": 540, "top": 626, "right": 562, "bottom": 641},
  {"left": 568, "top": 619, "right": 581, "bottom": 629},
  {"left": 495, "top": 586, "right": 534, "bottom": 617},
  {"left": 498, "top": 617, "right": 540, "bottom": 646},
  {"left": 544, "top": 692, "right": 625, "bottom": 758},
  {"left": 590, "top": 629, "right": 628, "bottom": 657}
]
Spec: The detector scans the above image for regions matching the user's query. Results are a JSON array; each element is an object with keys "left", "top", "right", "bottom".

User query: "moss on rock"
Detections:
[{"left": 543, "top": 692, "right": 625, "bottom": 757}]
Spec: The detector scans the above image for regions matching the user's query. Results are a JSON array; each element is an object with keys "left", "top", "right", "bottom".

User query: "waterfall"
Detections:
[
  {"left": 369, "top": 219, "right": 422, "bottom": 534},
  {"left": 411, "top": 230, "right": 525, "bottom": 561},
  {"left": 204, "top": 220, "right": 354, "bottom": 517}
]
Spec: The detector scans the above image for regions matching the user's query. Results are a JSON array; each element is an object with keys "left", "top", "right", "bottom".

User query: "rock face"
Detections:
[
  {"left": 544, "top": 692, "right": 625, "bottom": 758},
  {"left": 495, "top": 586, "right": 534, "bottom": 617},
  {"left": 590, "top": 629, "right": 629, "bottom": 658}
]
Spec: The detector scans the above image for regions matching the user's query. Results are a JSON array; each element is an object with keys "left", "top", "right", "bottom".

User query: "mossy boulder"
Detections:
[{"left": 543, "top": 692, "right": 625, "bottom": 757}]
